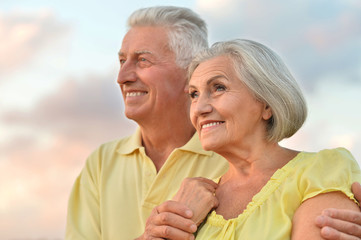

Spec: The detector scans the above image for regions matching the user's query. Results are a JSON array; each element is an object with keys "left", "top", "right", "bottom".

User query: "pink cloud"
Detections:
[
  {"left": 0, "top": 136, "right": 91, "bottom": 238},
  {"left": 1, "top": 72, "right": 136, "bottom": 146},
  {"left": 0, "top": 9, "right": 70, "bottom": 77},
  {"left": 305, "top": 12, "right": 361, "bottom": 52},
  {"left": 0, "top": 73, "right": 136, "bottom": 238}
]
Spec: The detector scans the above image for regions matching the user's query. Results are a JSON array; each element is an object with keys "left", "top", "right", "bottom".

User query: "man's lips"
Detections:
[
  {"left": 201, "top": 121, "right": 224, "bottom": 129},
  {"left": 125, "top": 91, "right": 147, "bottom": 97}
]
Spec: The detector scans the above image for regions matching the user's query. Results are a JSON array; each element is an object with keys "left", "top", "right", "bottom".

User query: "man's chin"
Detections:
[{"left": 124, "top": 110, "right": 146, "bottom": 122}]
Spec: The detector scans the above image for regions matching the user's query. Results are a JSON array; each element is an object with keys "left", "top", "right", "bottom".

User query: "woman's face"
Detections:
[{"left": 188, "top": 56, "right": 272, "bottom": 153}]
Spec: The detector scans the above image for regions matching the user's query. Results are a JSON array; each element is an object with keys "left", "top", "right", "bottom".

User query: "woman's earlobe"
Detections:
[{"left": 263, "top": 105, "right": 273, "bottom": 120}]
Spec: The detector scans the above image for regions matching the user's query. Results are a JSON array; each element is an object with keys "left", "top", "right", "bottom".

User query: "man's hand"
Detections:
[
  {"left": 172, "top": 177, "right": 219, "bottom": 226},
  {"left": 315, "top": 182, "right": 361, "bottom": 239},
  {"left": 136, "top": 201, "right": 197, "bottom": 240}
]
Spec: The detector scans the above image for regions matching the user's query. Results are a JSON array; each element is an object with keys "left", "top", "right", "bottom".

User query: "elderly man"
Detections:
[{"left": 66, "top": 6, "right": 361, "bottom": 240}]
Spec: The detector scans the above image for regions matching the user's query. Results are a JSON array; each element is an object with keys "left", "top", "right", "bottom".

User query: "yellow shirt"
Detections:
[
  {"left": 195, "top": 148, "right": 361, "bottom": 240},
  {"left": 65, "top": 129, "right": 228, "bottom": 239}
]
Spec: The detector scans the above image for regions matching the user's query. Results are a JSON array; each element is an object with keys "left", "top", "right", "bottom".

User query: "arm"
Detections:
[
  {"left": 315, "top": 182, "right": 361, "bottom": 239},
  {"left": 292, "top": 191, "right": 360, "bottom": 240},
  {"left": 136, "top": 177, "right": 219, "bottom": 240},
  {"left": 65, "top": 169, "right": 101, "bottom": 240}
]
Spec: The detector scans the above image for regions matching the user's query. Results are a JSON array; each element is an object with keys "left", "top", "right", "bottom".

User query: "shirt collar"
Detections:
[
  {"left": 117, "top": 128, "right": 143, "bottom": 155},
  {"left": 117, "top": 128, "right": 213, "bottom": 156},
  {"left": 179, "top": 132, "right": 213, "bottom": 156}
]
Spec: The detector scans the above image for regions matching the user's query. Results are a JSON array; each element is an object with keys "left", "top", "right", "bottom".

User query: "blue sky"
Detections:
[{"left": 0, "top": 0, "right": 360, "bottom": 238}]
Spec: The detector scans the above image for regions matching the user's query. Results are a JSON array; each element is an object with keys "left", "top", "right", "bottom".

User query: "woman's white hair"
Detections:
[
  {"left": 188, "top": 39, "right": 307, "bottom": 142},
  {"left": 127, "top": 6, "right": 208, "bottom": 69}
]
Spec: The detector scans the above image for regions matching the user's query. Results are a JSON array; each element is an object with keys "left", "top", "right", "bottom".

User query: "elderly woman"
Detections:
[{"left": 181, "top": 39, "right": 361, "bottom": 239}]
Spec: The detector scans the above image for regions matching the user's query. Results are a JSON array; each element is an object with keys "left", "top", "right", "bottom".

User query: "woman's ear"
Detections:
[{"left": 262, "top": 104, "right": 273, "bottom": 120}]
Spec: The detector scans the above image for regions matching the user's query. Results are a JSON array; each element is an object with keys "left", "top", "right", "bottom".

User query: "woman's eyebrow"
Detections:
[
  {"left": 188, "top": 75, "right": 228, "bottom": 89},
  {"left": 206, "top": 75, "right": 228, "bottom": 85}
]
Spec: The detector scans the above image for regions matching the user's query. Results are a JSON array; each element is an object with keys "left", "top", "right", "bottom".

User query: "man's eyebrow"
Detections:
[
  {"left": 134, "top": 50, "right": 153, "bottom": 55},
  {"left": 118, "top": 50, "right": 153, "bottom": 57},
  {"left": 118, "top": 51, "right": 124, "bottom": 57}
]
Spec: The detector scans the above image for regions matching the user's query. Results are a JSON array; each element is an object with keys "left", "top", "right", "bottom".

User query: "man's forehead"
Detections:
[{"left": 118, "top": 26, "right": 171, "bottom": 56}]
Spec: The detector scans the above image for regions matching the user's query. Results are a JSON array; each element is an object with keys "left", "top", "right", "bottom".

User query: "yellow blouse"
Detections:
[{"left": 195, "top": 148, "right": 361, "bottom": 240}]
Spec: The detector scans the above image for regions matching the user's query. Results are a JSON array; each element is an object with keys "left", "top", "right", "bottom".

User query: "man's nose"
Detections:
[{"left": 117, "top": 60, "right": 137, "bottom": 85}]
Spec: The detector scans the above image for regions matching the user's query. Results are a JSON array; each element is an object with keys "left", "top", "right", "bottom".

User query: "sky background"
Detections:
[{"left": 0, "top": 0, "right": 360, "bottom": 238}]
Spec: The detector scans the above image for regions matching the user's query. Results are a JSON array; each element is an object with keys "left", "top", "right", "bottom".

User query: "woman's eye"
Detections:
[
  {"left": 189, "top": 91, "right": 199, "bottom": 99},
  {"left": 215, "top": 84, "right": 226, "bottom": 92}
]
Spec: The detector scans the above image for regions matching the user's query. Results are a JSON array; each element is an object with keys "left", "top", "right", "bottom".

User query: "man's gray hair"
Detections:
[
  {"left": 188, "top": 39, "right": 307, "bottom": 142},
  {"left": 127, "top": 6, "right": 208, "bottom": 69}
]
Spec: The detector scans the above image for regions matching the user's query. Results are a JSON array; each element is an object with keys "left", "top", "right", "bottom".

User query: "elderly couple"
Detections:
[{"left": 65, "top": 6, "right": 361, "bottom": 240}]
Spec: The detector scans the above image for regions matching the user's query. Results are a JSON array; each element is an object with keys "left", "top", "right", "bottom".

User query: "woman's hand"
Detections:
[
  {"left": 136, "top": 177, "right": 218, "bottom": 240},
  {"left": 172, "top": 177, "right": 219, "bottom": 226},
  {"left": 136, "top": 200, "right": 197, "bottom": 240},
  {"left": 315, "top": 182, "right": 361, "bottom": 239}
]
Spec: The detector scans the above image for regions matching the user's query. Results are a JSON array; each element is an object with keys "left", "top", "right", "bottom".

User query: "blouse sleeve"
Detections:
[{"left": 297, "top": 147, "right": 361, "bottom": 204}]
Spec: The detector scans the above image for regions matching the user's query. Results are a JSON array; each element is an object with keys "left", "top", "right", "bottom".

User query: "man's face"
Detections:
[{"left": 117, "top": 26, "right": 189, "bottom": 123}]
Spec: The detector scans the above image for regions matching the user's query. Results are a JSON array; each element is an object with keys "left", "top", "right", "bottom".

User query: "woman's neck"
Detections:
[{"left": 220, "top": 143, "right": 298, "bottom": 183}]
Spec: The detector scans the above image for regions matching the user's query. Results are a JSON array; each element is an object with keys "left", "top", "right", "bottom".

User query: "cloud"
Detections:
[
  {"left": 281, "top": 79, "right": 361, "bottom": 163},
  {"left": 0, "top": 73, "right": 136, "bottom": 238},
  {"left": 1, "top": 72, "right": 136, "bottom": 147},
  {"left": 0, "top": 9, "right": 71, "bottom": 78},
  {"left": 195, "top": 0, "right": 361, "bottom": 90},
  {"left": 0, "top": 136, "right": 92, "bottom": 238}
]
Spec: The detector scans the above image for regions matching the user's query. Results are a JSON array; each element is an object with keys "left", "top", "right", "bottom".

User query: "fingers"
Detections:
[
  {"left": 352, "top": 182, "right": 361, "bottom": 204},
  {"left": 193, "top": 177, "right": 219, "bottom": 189},
  {"left": 180, "top": 177, "right": 218, "bottom": 193},
  {"left": 171, "top": 177, "right": 219, "bottom": 226},
  {"left": 321, "top": 208, "right": 361, "bottom": 225},
  {"left": 143, "top": 201, "right": 197, "bottom": 240},
  {"left": 156, "top": 203, "right": 197, "bottom": 233},
  {"left": 320, "top": 226, "right": 360, "bottom": 240},
  {"left": 182, "top": 177, "right": 218, "bottom": 189},
  {"left": 149, "top": 221, "right": 195, "bottom": 240},
  {"left": 315, "top": 209, "right": 361, "bottom": 239},
  {"left": 157, "top": 200, "right": 194, "bottom": 219}
]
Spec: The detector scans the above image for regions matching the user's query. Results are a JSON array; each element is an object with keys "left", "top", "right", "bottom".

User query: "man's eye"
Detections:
[
  {"left": 119, "top": 59, "right": 126, "bottom": 65},
  {"left": 138, "top": 57, "right": 152, "bottom": 67},
  {"left": 189, "top": 91, "right": 199, "bottom": 99}
]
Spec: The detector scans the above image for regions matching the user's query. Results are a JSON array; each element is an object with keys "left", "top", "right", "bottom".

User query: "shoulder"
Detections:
[
  {"left": 291, "top": 148, "right": 361, "bottom": 239},
  {"left": 89, "top": 133, "right": 137, "bottom": 160},
  {"left": 296, "top": 147, "right": 359, "bottom": 175},
  {"left": 82, "top": 135, "right": 136, "bottom": 174},
  {"left": 293, "top": 147, "right": 361, "bottom": 202}
]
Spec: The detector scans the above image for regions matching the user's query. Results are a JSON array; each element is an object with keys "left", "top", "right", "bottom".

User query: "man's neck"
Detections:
[{"left": 139, "top": 120, "right": 195, "bottom": 172}]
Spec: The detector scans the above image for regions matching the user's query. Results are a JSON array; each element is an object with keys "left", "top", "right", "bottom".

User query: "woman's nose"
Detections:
[{"left": 193, "top": 94, "right": 213, "bottom": 116}]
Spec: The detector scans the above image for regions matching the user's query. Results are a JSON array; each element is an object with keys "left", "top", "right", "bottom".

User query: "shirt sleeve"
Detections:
[
  {"left": 298, "top": 148, "right": 361, "bottom": 204},
  {"left": 65, "top": 148, "right": 101, "bottom": 240}
]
